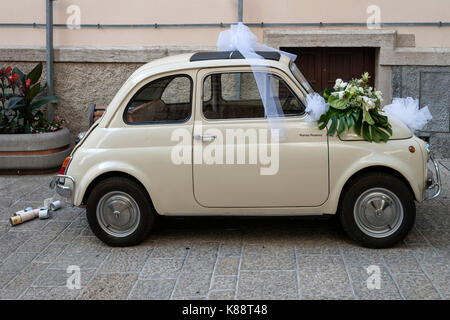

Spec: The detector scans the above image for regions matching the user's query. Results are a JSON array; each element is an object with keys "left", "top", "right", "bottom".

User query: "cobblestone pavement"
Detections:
[{"left": 0, "top": 161, "right": 449, "bottom": 300}]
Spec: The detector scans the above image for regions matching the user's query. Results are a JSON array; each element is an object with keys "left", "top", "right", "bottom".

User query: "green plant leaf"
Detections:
[
  {"left": 362, "top": 108, "right": 375, "bottom": 125},
  {"left": 318, "top": 112, "right": 330, "bottom": 130},
  {"left": 370, "top": 125, "right": 380, "bottom": 143},
  {"left": 354, "top": 116, "right": 362, "bottom": 135},
  {"left": 346, "top": 114, "right": 355, "bottom": 130},
  {"left": 30, "top": 96, "right": 60, "bottom": 110},
  {"left": 362, "top": 123, "right": 371, "bottom": 142},
  {"left": 328, "top": 115, "right": 338, "bottom": 136},
  {"left": 27, "top": 83, "right": 40, "bottom": 101},
  {"left": 374, "top": 126, "right": 390, "bottom": 142},
  {"left": 328, "top": 95, "right": 348, "bottom": 110},
  {"left": 385, "top": 125, "right": 393, "bottom": 136},
  {"left": 323, "top": 88, "right": 331, "bottom": 101},
  {"left": 337, "top": 116, "right": 347, "bottom": 135},
  {"left": 27, "top": 63, "right": 43, "bottom": 86},
  {"left": 354, "top": 108, "right": 361, "bottom": 122},
  {"left": 7, "top": 96, "right": 25, "bottom": 110}
]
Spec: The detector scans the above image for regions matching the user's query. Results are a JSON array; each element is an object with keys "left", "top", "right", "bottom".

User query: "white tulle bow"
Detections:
[
  {"left": 217, "top": 23, "right": 297, "bottom": 139},
  {"left": 305, "top": 93, "right": 329, "bottom": 122},
  {"left": 382, "top": 97, "right": 433, "bottom": 132},
  {"left": 217, "top": 23, "right": 297, "bottom": 61}
]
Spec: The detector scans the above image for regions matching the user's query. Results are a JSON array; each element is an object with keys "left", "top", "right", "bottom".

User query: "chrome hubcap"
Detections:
[
  {"left": 354, "top": 188, "right": 403, "bottom": 238},
  {"left": 97, "top": 191, "right": 140, "bottom": 237}
]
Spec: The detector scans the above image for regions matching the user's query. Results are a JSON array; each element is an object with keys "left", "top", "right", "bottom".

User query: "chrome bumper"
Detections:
[
  {"left": 423, "top": 152, "right": 441, "bottom": 201},
  {"left": 49, "top": 175, "right": 76, "bottom": 205}
]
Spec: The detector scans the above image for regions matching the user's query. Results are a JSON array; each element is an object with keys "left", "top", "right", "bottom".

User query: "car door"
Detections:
[{"left": 192, "top": 67, "right": 329, "bottom": 208}]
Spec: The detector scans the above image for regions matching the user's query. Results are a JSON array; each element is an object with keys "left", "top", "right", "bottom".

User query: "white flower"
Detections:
[
  {"left": 358, "top": 87, "right": 364, "bottom": 94},
  {"left": 333, "top": 78, "right": 343, "bottom": 90},
  {"left": 375, "top": 90, "right": 382, "bottom": 99},
  {"left": 331, "top": 91, "right": 345, "bottom": 100}
]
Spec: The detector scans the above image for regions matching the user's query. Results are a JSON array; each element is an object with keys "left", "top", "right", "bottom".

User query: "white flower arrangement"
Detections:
[{"left": 317, "top": 72, "right": 393, "bottom": 142}]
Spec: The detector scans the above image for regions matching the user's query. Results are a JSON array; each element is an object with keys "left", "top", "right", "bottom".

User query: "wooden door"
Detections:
[{"left": 281, "top": 47, "right": 376, "bottom": 93}]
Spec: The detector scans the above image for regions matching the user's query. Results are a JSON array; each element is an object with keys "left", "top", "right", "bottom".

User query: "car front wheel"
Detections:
[
  {"left": 86, "top": 177, "right": 154, "bottom": 246},
  {"left": 339, "top": 172, "right": 416, "bottom": 248}
]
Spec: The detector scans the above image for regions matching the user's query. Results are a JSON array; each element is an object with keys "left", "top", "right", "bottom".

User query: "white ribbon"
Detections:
[{"left": 217, "top": 23, "right": 297, "bottom": 139}]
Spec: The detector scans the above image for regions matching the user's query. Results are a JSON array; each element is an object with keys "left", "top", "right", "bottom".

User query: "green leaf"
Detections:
[
  {"left": 323, "top": 88, "right": 331, "bottom": 100},
  {"left": 385, "top": 125, "right": 393, "bottom": 136},
  {"left": 328, "top": 115, "right": 338, "bottom": 136},
  {"left": 27, "top": 63, "right": 43, "bottom": 86},
  {"left": 7, "top": 96, "right": 25, "bottom": 110},
  {"left": 354, "top": 108, "right": 361, "bottom": 122},
  {"left": 362, "top": 108, "right": 375, "bottom": 125},
  {"left": 370, "top": 125, "right": 380, "bottom": 143},
  {"left": 318, "top": 112, "right": 330, "bottom": 130},
  {"left": 27, "top": 83, "right": 40, "bottom": 101},
  {"left": 374, "top": 126, "right": 390, "bottom": 142},
  {"left": 346, "top": 114, "right": 354, "bottom": 130},
  {"left": 362, "top": 123, "right": 371, "bottom": 142},
  {"left": 354, "top": 116, "right": 362, "bottom": 135},
  {"left": 337, "top": 116, "right": 347, "bottom": 135},
  {"left": 30, "top": 96, "right": 60, "bottom": 110},
  {"left": 328, "top": 95, "right": 348, "bottom": 110}
]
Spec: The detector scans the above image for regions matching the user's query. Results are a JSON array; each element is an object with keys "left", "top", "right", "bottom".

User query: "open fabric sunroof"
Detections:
[{"left": 190, "top": 51, "right": 281, "bottom": 62}]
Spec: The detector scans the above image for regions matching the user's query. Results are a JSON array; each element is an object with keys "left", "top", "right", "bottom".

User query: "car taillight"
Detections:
[{"left": 59, "top": 156, "right": 72, "bottom": 175}]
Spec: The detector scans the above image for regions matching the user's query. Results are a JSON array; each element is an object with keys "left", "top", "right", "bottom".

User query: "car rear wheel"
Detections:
[
  {"left": 339, "top": 172, "right": 416, "bottom": 248},
  {"left": 86, "top": 177, "right": 154, "bottom": 246}
]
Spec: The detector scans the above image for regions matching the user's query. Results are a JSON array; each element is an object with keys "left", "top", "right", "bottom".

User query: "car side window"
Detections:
[
  {"left": 124, "top": 75, "right": 192, "bottom": 123},
  {"left": 202, "top": 72, "right": 305, "bottom": 120}
]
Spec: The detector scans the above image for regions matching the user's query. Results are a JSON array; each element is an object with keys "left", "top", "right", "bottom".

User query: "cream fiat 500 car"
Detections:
[{"left": 50, "top": 51, "right": 441, "bottom": 248}]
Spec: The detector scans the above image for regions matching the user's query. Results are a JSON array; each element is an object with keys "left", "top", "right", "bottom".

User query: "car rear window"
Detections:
[{"left": 124, "top": 74, "right": 192, "bottom": 124}]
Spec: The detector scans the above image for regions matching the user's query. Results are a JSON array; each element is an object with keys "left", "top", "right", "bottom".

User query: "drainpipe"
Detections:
[
  {"left": 234, "top": 0, "right": 243, "bottom": 100},
  {"left": 238, "top": 0, "right": 243, "bottom": 22},
  {"left": 46, "top": 0, "right": 55, "bottom": 121}
]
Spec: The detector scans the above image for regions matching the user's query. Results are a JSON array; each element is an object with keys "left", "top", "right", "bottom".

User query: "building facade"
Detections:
[{"left": 1, "top": 0, "right": 449, "bottom": 157}]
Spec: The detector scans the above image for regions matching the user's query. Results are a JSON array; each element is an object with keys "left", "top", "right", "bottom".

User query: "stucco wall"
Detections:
[{"left": 1, "top": 0, "right": 450, "bottom": 47}]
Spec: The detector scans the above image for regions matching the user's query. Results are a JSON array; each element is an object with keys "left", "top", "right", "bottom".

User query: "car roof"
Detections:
[{"left": 99, "top": 52, "right": 293, "bottom": 127}]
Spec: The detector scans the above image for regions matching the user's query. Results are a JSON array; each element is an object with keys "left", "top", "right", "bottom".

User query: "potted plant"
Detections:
[{"left": 0, "top": 63, "right": 71, "bottom": 171}]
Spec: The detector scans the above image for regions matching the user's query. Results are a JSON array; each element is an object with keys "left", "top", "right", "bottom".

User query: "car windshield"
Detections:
[{"left": 289, "top": 60, "right": 315, "bottom": 94}]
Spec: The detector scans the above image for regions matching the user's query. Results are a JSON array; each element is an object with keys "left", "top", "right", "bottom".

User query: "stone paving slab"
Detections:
[{"left": 0, "top": 164, "right": 449, "bottom": 300}]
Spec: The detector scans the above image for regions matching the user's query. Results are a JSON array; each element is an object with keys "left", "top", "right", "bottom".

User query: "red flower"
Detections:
[
  {"left": 8, "top": 73, "right": 19, "bottom": 85},
  {"left": 5, "top": 66, "right": 12, "bottom": 74},
  {"left": 26, "top": 78, "right": 31, "bottom": 88}
]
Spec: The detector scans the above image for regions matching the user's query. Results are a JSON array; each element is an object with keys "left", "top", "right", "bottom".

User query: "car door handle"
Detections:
[{"left": 194, "top": 134, "right": 217, "bottom": 142}]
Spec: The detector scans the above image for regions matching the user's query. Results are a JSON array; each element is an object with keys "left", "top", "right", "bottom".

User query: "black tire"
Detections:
[
  {"left": 339, "top": 172, "right": 416, "bottom": 248},
  {"left": 86, "top": 177, "right": 154, "bottom": 246}
]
